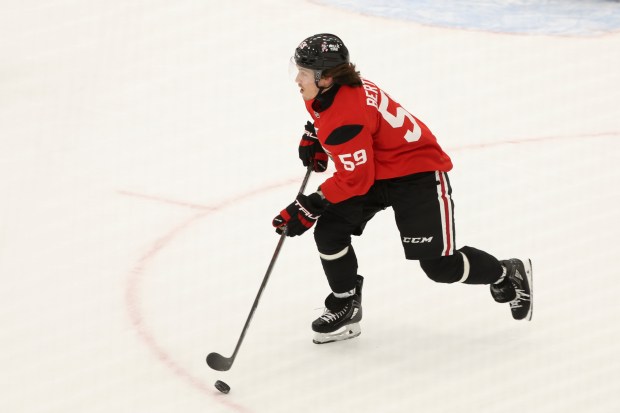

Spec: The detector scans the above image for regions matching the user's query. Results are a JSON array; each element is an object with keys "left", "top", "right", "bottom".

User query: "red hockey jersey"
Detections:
[{"left": 305, "top": 78, "right": 453, "bottom": 203}]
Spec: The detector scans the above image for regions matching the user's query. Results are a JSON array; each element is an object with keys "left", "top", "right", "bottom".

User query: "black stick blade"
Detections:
[{"left": 207, "top": 352, "right": 233, "bottom": 371}]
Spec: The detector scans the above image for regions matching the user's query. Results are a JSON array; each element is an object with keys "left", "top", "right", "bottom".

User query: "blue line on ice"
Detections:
[{"left": 315, "top": 0, "right": 620, "bottom": 36}]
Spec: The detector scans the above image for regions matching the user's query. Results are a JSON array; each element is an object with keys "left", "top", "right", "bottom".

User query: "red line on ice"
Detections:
[
  {"left": 123, "top": 176, "right": 304, "bottom": 412},
  {"left": 123, "top": 131, "right": 617, "bottom": 410}
]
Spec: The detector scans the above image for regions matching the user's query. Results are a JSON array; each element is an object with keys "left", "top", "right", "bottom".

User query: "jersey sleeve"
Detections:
[{"left": 319, "top": 124, "right": 375, "bottom": 203}]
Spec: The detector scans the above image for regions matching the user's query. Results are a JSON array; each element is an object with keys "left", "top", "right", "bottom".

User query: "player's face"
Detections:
[{"left": 294, "top": 66, "right": 320, "bottom": 101}]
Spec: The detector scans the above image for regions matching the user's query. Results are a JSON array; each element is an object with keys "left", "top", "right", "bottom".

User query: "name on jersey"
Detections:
[{"left": 362, "top": 79, "right": 379, "bottom": 109}]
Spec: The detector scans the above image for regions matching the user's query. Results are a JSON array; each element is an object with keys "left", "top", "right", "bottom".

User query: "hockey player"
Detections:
[{"left": 272, "top": 34, "right": 533, "bottom": 344}]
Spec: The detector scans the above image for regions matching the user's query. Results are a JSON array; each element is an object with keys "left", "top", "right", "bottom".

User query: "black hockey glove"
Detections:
[
  {"left": 272, "top": 192, "right": 329, "bottom": 237},
  {"left": 299, "top": 121, "right": 328, "bottom": 172}
]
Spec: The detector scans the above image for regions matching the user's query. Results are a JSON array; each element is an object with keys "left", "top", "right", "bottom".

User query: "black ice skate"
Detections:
[
  {"left": 490, "top": 258, "right": 533, "bottom": 321},
  {"left": 312, "top": 276, "right": 364, "bottom": 344}
]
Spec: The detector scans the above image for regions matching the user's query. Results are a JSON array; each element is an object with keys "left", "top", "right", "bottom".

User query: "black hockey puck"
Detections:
[{"left": 214, "top": 380, "right": 230, "bottom": 394}]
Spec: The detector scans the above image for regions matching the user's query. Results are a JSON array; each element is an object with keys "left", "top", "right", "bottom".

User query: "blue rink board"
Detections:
[{"left": 315, "top": 0, "right": 620, "bottom": 36}]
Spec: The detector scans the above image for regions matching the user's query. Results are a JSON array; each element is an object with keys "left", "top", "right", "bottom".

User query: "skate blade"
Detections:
[
  {"left": 312, "top": 323, "right": 361, "bottom": 344},
  {"left": 523, "top": 258, "right": 533, "bottom": 321}
]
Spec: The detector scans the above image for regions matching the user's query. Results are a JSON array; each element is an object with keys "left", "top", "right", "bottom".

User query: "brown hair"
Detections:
[{"left": 322, "top": 63, "right": 363, "bottom": 87}]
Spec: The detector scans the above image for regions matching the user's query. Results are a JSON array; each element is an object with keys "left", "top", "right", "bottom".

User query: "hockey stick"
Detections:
[{"left": 206, "top": 166, "right": 313, "bottom": 371}]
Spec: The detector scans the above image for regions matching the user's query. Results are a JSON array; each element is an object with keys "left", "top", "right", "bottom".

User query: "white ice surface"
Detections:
[{"left": 1, "top": 1, "right": 619, "bottom": 413}]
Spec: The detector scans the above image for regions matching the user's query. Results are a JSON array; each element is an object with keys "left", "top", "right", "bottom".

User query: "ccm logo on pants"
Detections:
[{"left": 402, "top": 237, "right": 433, "bottom": 244}]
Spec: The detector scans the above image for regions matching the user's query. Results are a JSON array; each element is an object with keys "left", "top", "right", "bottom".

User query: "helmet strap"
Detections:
[
  {"left": 313, "top": 70, "right": 323, "bottom": 88},
  {"left": 313, "top": 70, "right": 328, "bottom": 99}
]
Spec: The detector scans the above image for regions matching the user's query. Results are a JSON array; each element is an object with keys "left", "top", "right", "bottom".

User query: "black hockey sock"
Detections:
[
  {"left": 320, "top": 245, "right": 358, "bottom": 294},
  {"left": 458, "top": 246, "right": 503, "bottom": 285}
]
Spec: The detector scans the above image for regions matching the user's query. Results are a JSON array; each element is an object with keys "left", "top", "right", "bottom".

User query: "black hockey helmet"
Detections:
[{"left": 294, "top": 33, "right": 350, "bottom": 83}]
